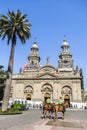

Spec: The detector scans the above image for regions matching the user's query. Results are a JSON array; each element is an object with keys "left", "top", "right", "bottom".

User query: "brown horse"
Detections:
[
  {"left": 53, "top": 102, "right": 68, "bottom": 121},
  {"left": 41, "top": 103, "right": 54, "bottom": 119}
]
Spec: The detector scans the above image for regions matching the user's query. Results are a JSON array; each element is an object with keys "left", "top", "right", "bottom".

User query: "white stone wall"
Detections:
[{"left": 11, "top": 71, "right": 83, "bottom": 103}]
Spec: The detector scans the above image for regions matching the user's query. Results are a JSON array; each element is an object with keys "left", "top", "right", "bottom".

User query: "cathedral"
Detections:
[{"left": 10, "top": 38, "right": 84, "bottom": 105}]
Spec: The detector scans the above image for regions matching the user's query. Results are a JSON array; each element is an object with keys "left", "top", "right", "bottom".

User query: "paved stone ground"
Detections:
[
  {"left": 24, "top": 119, "right": 87, "bottom": 130},
  {"left": 0, "top": 109, "right": 87, "bottom": 130},
  {"left": 23, "top": 109, "right": 87, "bottom": 130}
]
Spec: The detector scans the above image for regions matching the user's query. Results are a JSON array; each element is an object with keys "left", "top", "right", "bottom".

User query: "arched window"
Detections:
[{"left": 31, "top": 61, "right": 34, "bottom": 65}]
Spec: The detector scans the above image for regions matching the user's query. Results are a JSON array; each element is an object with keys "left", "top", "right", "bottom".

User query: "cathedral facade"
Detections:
[{"left": 10, "top": 38, "right": 84, "bottom": 105}]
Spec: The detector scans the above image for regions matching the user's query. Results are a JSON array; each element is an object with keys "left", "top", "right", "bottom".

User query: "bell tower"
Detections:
[
  {"left": 58, "top": 37, "right": 74, "bottom": 72},
  {"left": 27, "top": 40, "right": 41, "bottom": 70}
]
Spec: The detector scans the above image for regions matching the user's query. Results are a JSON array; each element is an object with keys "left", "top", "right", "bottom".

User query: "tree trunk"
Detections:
[{"left": 2, "top": 42, "right": 15, "bottom": 112}]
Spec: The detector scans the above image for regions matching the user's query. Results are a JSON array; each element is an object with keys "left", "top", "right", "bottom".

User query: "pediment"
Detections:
[
  {"left": 37, "top": 73, "right": 58, "bottom": 79},
  {"left": 39, "top": 65, "right": 56, "bottom": 74}
]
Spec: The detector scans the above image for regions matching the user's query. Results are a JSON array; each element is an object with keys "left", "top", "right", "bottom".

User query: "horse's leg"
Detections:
[
  {"left": 53, "top": 110, "right": 57, "bottom": 121},
  {"left": 47, "top": 110, "right": 50, "bottom": 118},
  {"left": 56, "top": 111, "right": 57, "bottom": 119},
  {"left": 49, "top": 109, "right": 52, "bottom": 119},
  {"left": 50, "top": 107, "right": 54, "bottom": 119},
  {"left": 62, "top": 111, "right": 64, "bottom": 119},
  {"left": 41, "top": 109, "right": 44, "bottom": 119},
  {"left": 49, "top": 110, "right": 52, "bottom": 119},
  {"left": 44, "top": 109, "right": 47, "bottom": 118}
]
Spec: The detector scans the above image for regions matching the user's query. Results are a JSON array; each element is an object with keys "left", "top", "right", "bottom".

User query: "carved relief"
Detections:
[
  {"left": 61, "top": 86, "right": 72, "bottom": 94},
  {"left": 39, "top": 65, "right": 56, "bottom": 74},
  {"left": 41, "top": 84, "right": 53, "bottom": 93},
  {"left": 24, "top": 86, "right": 33, "bottom": 94}
]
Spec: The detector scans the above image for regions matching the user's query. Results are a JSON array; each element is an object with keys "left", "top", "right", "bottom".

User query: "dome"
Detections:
[
  {"left": 62, "top": 39, "right": 69, "bottom": 46},
  {"left": 32, "top": 42, "right": 38, "bottom": 49}
]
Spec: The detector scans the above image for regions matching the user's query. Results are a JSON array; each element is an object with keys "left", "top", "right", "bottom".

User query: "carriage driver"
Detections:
[{"left": 57, "top": 97, "right": 65, "bottom": 111}]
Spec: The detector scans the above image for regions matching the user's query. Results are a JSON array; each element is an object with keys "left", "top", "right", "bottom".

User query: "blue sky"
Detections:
[{"left": 0, "top": 0, "right": 87, "bottom": 90}]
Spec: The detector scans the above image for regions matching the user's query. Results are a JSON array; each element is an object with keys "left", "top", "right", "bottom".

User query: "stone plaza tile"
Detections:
[{"left": 24, "top": 118, "right": 87, "bottom": 130}]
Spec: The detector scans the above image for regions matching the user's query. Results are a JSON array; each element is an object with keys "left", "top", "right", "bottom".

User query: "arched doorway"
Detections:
[
  {"left": 24, "top": 85, "right": 33, "bottom": 100},
  {"left": 44, "top": 93, "right": 50, "bottom": 102},
  {"left": 41, "top": 83, "right": 53, "bottom": 102},
  {"left": 26, "top": 94, "right": 31, "bottom": 100},
  {"left": 64, "top": 95, "right": 70, "bottom": 107}
]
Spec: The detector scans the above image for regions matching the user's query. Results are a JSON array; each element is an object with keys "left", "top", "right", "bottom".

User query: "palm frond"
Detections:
[{"left": 0, "top": 9, "right": 31, "bottom": 44}]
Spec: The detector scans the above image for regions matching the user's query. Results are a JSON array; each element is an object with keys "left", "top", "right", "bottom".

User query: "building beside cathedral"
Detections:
[{"left": 10, "top": 38, "right": 84, "bottom": 105}]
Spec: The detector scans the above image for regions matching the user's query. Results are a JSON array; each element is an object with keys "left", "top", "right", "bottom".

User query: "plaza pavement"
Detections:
[
  {"left": 24, "top": 118, "right": 87, "bottom": 130},
  {"left": 0, "top": 109, "right": 87, "bottom": 130},
  {"left": 3, "top": 118, "right": 87, "bottom": 130},
  {"left": 23, "top": 108, "right": 87, "bottom": 130}
]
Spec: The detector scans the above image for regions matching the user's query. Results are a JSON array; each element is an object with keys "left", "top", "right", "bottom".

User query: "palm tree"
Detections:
[{"left": 0, "top": 10, "right": 31, "bottom": 111}]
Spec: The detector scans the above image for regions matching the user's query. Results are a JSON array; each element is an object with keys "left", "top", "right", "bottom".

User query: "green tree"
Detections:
[
  {"left": 0, "top": 66, "right": 7, "bottom": 101},
  {"left": 0, "top": 10, "right": 31, "bottom": 111}
]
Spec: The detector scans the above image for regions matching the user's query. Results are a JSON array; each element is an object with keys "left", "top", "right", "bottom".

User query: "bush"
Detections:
[
  {"left": 11, "top": 103, "right": 26, "bottom": 111},
  {"left": 0, "top": 109, "right": 22, "bottom": 115}
]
